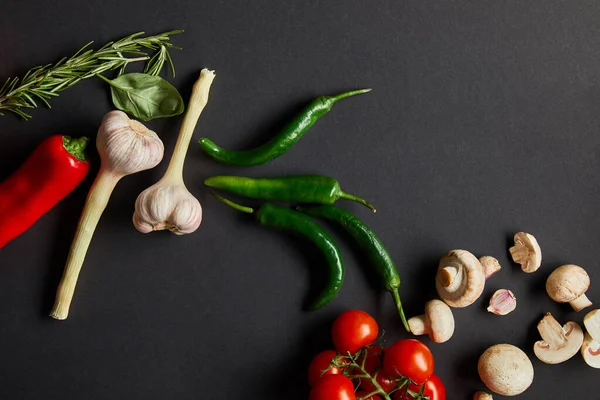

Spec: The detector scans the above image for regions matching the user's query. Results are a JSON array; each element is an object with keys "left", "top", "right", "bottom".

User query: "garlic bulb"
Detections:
[
  {"left": 133, "top": 183, "right": 201, "bottom": 234},
  {"left": 97, "top": 111, "right": 165, "bottom": 175},
  {"left": 50, "top": 111, "right": 164, "bottom": 320},
  {"left": 133, "top": 69, "right": 215, "bottom": 235}
]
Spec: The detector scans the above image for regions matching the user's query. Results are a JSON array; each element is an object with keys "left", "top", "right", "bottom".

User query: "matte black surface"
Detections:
[{"left": 1, "top": 1, "right": 600, "bottom": 399}]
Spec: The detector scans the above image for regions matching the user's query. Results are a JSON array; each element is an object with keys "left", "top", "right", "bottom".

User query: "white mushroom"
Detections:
[
  {"left": 487, "top": 289, "right": 516, "bottom": 316},
  {"left": 478, "top": 343, "right": 534, "bottom": 396},
  {"left": 408, "top": 299, "right": 455, "bottom": 343},
  {"left": 436, "top": 250, "right": 486, "bottom": 308},
  {"left": 533, "top": 313, "right": 583, "bottom": 364},
  {"left": 479, "top": 256, "right": 501, "bottom": 279},
  {"left": 546, "top": 264, "right": 592, "bottom": 311},
  {"left": 473, "top": 392, "right": 493, "bottom": 400},
  {"left": 509, "top": 232, "right": 542, "bottom": 273},
  {"left": 581, "top": 309, "right": 600, "bottom": 368}
]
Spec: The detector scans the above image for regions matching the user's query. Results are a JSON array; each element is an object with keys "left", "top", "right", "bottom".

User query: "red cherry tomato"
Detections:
[
  {"left": 308, "top": 350, "right": 344, "bottom": 386},
  {"left": 355, "top": 391, "right": 383, "bottom": 400},
  {"left": 392, "top": 373, "right": 446, "bottom": 400},
  {"left": 309, "top": 374, "right": 356, "bottom": 400},
  {"left": 332, "top": 310, "right": 379, "bottom": 354},
  {"left": 358, "top": 369, "right": 396, "bottom": 393},
  {"left": 382, "top": 339, "right": 434, "bottom": 385}
]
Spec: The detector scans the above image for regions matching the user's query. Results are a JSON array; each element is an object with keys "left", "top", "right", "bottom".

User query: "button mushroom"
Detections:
[
  {"left": 478, "top": 343, "right": 534, "bottom": 396},
  {"left": 509, "top": 232, "right": 542, "bottom": 273},
  {"left": 436, "top": 250, "right": 486, "bottom": 308},
  {"left": 533, "top": 312, "right": 583, "bottom": 364},
  {"left": 581, "top": 309, "right": 600, "bottom": 368},
  {"left": 546, "top": 264, "right": 592, "bottom": 311},
  {"left": 473, "top": 392, "right": 493, "bottom": 400},
  {"left": 408, "top": 299, "right": 455, "bottom": 343}
]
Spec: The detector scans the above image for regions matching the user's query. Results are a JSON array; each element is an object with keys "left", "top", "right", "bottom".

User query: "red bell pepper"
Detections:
[{"left": 0, "top": 135, "right": 90, "bottom": 249}]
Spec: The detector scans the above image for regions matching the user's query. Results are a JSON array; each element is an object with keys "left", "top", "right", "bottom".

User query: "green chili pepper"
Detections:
[
  {"left": 198, "top": 88, "right": 371, "bottom": 166},
  {"left": 205, "top": 175, "right": 376, "bottom": 212},
  {"left": 297, "top": 204, "right": 410, "bottom": 332},
  {"left": 212, "top": 193, "right": 344, "bottom": 310}
]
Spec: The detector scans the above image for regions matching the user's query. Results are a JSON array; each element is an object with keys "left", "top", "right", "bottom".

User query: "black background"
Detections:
[{"left": 1, "top": 1, "right": 600, "bottom": 399}]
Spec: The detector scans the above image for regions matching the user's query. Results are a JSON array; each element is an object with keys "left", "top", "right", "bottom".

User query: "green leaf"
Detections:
[{"left": 97, "top": 72, "right": 184, "bottom": 121}]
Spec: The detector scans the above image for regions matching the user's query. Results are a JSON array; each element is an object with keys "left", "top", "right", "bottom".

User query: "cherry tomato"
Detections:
[
  {"left": 309, "top": 374, "right": 356, "bottom": 400},
  {"left": 355, "top": 391, "right": 382, "bottom": 400},
  {"left": 358, "top": 369, "right": 396, "bottom": 393},
  {"left": 382, "top": 339, "right": 434, "bottom": 385},
  {"left": 332, "top": 310, "right": 379, "bottom": 354},
  {"left": 392, "top": 373, "right": 446, "bottom": 400},
  {"left": 308, "top": 350, "right": 344, "bottom": 386}
]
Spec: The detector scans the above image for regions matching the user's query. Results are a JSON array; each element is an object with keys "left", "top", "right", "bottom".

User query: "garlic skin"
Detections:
[
  {"left": 487, "top": 289, "right": 516, "bottom": 315},
  {"left": 133, "top": 178, "right": 202, "bottom": 234},
  {"left": 97, "top": 110, "right": 164, "bottom": 175}
]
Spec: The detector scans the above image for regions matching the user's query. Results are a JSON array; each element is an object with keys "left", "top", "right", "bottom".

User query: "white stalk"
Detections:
[
  {"left": 133, "top": 69, "right": 215, "bottom": 235},
  {"left": 51, "top": 111, "right": 164, "bottom": 320}
]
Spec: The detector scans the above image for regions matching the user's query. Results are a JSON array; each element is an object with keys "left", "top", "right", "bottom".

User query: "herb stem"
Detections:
[{"left": 0, "top": 30, "right": 182, "bottom": 120}]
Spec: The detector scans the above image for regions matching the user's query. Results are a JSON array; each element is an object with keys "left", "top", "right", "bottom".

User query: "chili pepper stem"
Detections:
[
  {"left": 211, "top": 191, "right": 254, "bottom": 214},
  {"left": 338, "top": 191, "right": 376, "bottom": 212},
  {"left": 391, "top": 289, "right": 411, "bottom": 332},
  {"left": 62, "top": 136, "right": 89, "bottom": 162},
  {"left": 329, "top": 88, "right": 371, "bottom": 103},
  {"left": 50, "top": 173, "right": 119, "bottom": 320}
]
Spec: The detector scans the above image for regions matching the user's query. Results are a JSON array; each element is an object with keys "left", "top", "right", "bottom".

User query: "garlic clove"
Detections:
[
  {"left": 479, "top": 256, "right": 501, "bottom": 280},
  {"left": 487, "top": 289, "right": 516, "bottom": 316}
]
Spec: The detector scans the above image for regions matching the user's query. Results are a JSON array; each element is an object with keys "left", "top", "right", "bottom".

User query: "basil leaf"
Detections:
[{"left": 97, "top": 73, "right": 184, "bottom": 121}]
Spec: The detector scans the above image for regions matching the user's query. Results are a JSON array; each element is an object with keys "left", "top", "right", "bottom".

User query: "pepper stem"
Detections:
[
  {"left": 329, "top": 88, "right": 372, "bottom": 104},
  {"left": 211, "top": 192, "right": 254, "bottom": 214},
  {"left": 339, "top": 191, "right": 377, "bottom": 213},
  {"left": 391, "top": 289, "right": 410, "bottom": 332},
  {"left": 62, "top": 136, "right": 89, "bottom": 162}
]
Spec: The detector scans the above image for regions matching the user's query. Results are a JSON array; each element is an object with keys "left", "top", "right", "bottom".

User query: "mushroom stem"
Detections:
[
  {"left": 570, "top": 293, "right": 593, "bottom": 312},
  {"left": 438, "top": 266, "right": 459, "bottom": 288},
  {"left": 408, "top": 315, "right": 427, "bottom": 335},
  {"left": 537, "top": 313, "right": 568, "bottom": 349}
]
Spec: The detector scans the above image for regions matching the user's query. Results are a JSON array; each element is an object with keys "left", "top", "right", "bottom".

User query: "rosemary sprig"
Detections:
[{"left": 0, "top": 30, "right": 183, "bottom": 120}]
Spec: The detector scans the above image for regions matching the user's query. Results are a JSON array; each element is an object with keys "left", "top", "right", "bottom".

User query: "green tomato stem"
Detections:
[{"left": 348, "top": 356, "right": 392, "bottom": 400}]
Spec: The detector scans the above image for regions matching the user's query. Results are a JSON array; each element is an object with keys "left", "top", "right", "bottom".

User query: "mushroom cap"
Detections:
[
  {"left": 533, "top": 318, "right": 584, "bottom": 364},
  {"left": 436, "top": 250, "right": 485, "bottom": 308},
  {"left": 581, "top": 332, "right": 600, "bottom": 368},
  {"left": 584, "top": 309, "right": 600, "bottom": 341},
  {"left": 478, "top": 344, "right": 533, "bottom": 396},
  {"left": 546, "top": 264, "right": 590, "bottom": 303},
  {"left": 424, "top": 299, "right": 455, "bottom": 343},
  {"left": 473, "top": 392, "right": 493, "bottom": 400},
  {"left": 509, "top": 232, "right": 542, "bottom": 273}
]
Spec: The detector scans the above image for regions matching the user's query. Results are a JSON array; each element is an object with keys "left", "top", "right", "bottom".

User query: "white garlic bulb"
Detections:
[
  {"left": 133, "top": 179, "right": 202, "bottom": 234},
  {"left": 133, "top": 68, "right": 215, "bottom": 235},
  {"left": 97, "top": 110, "right": 164, "bottom": 175},
  {"left": 51, "top": 111, "right": 164, "bottom": 321}
]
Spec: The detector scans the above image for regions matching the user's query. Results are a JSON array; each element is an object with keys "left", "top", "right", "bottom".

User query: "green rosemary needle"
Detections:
[{"left": 0, "top": 30, "right": 183, "bottom": 120}]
